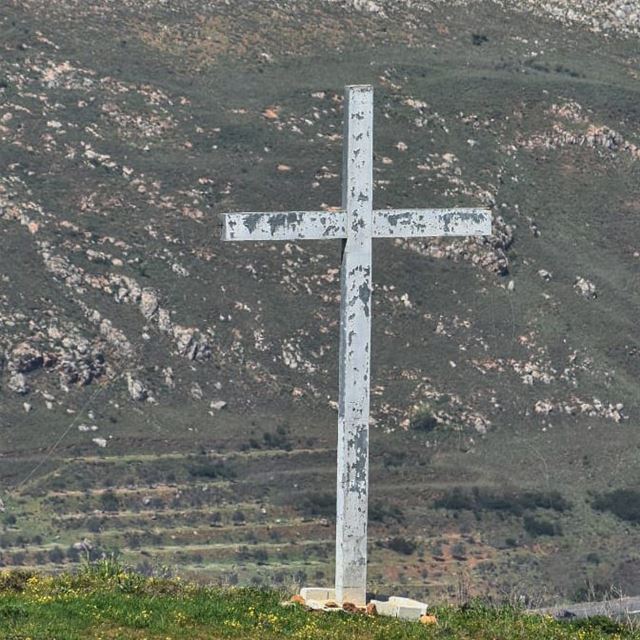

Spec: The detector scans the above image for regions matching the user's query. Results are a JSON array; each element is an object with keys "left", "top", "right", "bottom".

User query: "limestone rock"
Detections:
[
  {"left": 574, "top": 276, "right": 597, "bottom": 299},
  {"left": 10, "top": 342, "right": 43, "bottom": 373},
  {"left": 534, "top": 399, "right": 554, "bottom": 415},
  {"left": 190, "top": 382, "right": 203, "bottom": 400},
  {"left": 171, "top": 263, "right": 189, "bottom": 277},
  {"left": 8, "top": 372, "right": 29, "bottom": 394},
  {"left": 401, "top": 214, "right": 513, "bottom": 276},
  {"left": 99, "top": 318, "right": 133, "bottom": 356},
  {"left": 163, "top": 367, "right": 175, "bottom": 388},
  {"left": 538, "top": 269, "right": 553, "bottom": 282},
  {"left": 172, "top": 325, "right": 210, "bottom": 361},
  {"left": 157, "top": 308, "right": 172, "bottom": 332},
  {"left": 351, "top": 0, "right": 385, "bottom": 16},
  {"left": 126, "top": 374, "right": 147, "bottom": 401},
  {"left": 72, "top": 538, "right": 92, "bottom": 551},
  {"left": 140, "top": 288, "right": 160, "bottom": 319}
]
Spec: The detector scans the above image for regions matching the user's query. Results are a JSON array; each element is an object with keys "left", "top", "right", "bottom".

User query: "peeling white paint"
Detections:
[
  {"left": 335, "top": 85, "right": 373, "bottom": 606},
  {"left": 221, "top": 207, "right": 490, "bottom": 242},
  {"left": 219, "top": 84, "right": 492, "bottom": 606}
]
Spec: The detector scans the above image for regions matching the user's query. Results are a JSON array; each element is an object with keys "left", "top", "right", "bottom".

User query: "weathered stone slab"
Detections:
[
  {"left": 300, "top": 587, "right": 337, "bottom": 603},
  {"left": 369, "top": 596, "right": 428, "bottom": 621}
]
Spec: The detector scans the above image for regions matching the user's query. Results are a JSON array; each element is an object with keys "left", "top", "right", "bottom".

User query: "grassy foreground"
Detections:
[{"left": 0, "top": 563, "right": 637, "bottom": 640}]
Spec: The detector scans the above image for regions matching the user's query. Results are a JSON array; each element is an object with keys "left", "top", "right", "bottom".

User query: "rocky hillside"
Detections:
[{"left": 1, "top": 0, "right": 640, "bottom": 603}]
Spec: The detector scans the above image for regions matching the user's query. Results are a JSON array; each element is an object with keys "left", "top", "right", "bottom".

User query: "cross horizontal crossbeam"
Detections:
[{"left": 221, "top": 207, "right": 490, "bottom": 242}]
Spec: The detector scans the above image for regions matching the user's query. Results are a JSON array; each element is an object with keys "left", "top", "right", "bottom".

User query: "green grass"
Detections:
[{"left": 0, "top": 562, "right": 638, "bottom": 639}]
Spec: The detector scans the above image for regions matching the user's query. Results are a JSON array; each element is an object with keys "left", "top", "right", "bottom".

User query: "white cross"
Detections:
[{"left": 221, "top": 85, "right": 491, "bottom": 606}]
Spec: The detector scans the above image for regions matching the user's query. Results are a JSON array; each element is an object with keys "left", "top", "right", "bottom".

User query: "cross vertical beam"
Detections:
[{"left": 335, "top": 85, "right": 373, "bottom": 606}]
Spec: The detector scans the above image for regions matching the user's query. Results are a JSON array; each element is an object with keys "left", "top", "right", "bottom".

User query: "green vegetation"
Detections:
[
  {"left": 410, "top": 403, "right": 439, "bottom": 433},
  {"left": 3, "top": 0, "right": 640, "bottom": 605},
  {"left": 434, "top": 488, "right": 571, "bottom": 516},
  {"left": 593, "top": 490, "right": 640, "bottom": 525},
  {"left": 1, "top": 562, "right": 638, "bottom": 639},
  {"left": 523, "top": 515, "right": 562, "bottom": 538},
  {"left": 385, "top": 536, "right": 418, "bottom": 556}
]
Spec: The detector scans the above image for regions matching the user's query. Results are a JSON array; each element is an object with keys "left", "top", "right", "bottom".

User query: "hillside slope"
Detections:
[{"left": 1, "top": 0, "right": 640, "bottom": 603}]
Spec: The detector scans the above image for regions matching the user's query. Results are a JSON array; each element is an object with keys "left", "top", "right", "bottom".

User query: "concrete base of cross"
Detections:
[{"left": 298, "top": 588, "right": 428, "bottom": 621}]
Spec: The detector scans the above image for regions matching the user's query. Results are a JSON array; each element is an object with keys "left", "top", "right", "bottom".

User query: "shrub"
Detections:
[
  {"left": 382, "top": 450, "right": 407, "bottom": 468},
  {"left": 66, "top": 546, "right": 80, "bottom": 563},
  {"left": 592, "top": 489, "right": 640, "bottom": 524},
  {"left": 434, "top": 488, "right": 475, "bottom": 511},
  {"left": 237, "top": 546, "right": 269, "bottom": 565},
  {"left": 232, "top": 510, "right": 246, "bottom": 524},
  {"left": 253, "top": 549, "right": 268, "bottom": 565},
  {"left": 125, "top": 533, "right": 141, "bottom": 549},
  {"left": 0, "top": 570, "right": 34, "bottom": 592},
  {"left": 386, "top": 537, "right": 417, "bottom": 555},
  {"left": 573, "top": 580, "right": 615, "bottom": 604},
  {"left": 10, "top": 552, "right": 25, "bottom": 566},
  {"left": 434, "top": 487, "right": 571, "bottom": 516},
  {"left": 2, "top": 514, "right": 17, "bottom": 526},
  {"left": 48, "top": 547, "right": 65, "bottom": 564},
  {"left": 523, "top": 515, "right": 562, "bottom": 537},
  {"left": 262, "top": 425, "right": 292, "bottom": 451},
  {"left": 410, "top": 403, "right": 438, "bottom": 433},
  {"left": 188, "top": 460, "right": 236, "bottom": 480},
  {"left": 100, "top": 490, "right": 120, "bottom": 512},
  {"left": 297, "top": 492, "right": 335, "bottom": 519},
  {"left": 369, "top": 501, "right": 405, "bottom": 524},
  {"left": 87, "top": 518, "right": 103, "bottom": 533}
]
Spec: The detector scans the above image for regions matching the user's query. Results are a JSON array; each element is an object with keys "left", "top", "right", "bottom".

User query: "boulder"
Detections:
[
  {"left": 126, "top": 374, "right": 147, "bottom": 401},
  {"left": 574, "top": 277, "right": 597, "bottom": 299},
  {"left": 538, "top": 269, "right": 552, "bottom": 282},
  {"left": 11, "top": 342, "right": 43, "bottom": 373},
  {"left": 140, "top": 288, "right": 160, "bottom": 319},
  {"left": 8, "top": 372, "right": 28, "bottom": 394}
]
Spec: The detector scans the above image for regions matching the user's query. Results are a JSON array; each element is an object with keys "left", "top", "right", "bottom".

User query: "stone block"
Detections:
[
  {"left": 369, "top": 596, "right": 428, "bottom": 621},
  {"left": 300, "top": 587, "right": 336, "bottom": 603}
]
